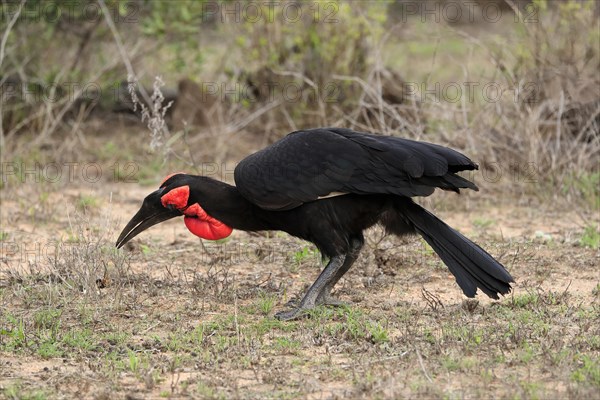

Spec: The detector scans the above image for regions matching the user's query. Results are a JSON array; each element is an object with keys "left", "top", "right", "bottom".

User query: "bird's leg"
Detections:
[
  {"left": 274, "top": 254, "right": 346, "bottom": 321},
  {"left": 315, "top": 254, "right": 355, "bottom": 307},
  {"left": 316, "top": 236, "right": 364, "bottom": 307}
]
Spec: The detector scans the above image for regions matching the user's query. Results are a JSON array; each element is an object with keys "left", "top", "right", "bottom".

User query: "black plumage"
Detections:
[
  {"left": 234, "top": 128, "right": 478, "bottom": 210},
  {"left": 117, "top": 127, "right": 514, "bottom": 320}
]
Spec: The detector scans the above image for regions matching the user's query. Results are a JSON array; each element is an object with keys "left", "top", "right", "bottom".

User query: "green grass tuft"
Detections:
[{"left": 580, "top": 225, "right": 600, "bottom": 249}]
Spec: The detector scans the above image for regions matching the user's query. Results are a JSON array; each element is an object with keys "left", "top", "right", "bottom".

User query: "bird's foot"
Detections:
[
  {"left": 275, "top": 294, "right": 349, "bottom": 321},
  {"left": 274, "top": 306, "right": 311, "bottom": 321},
  {"left": 316, "top": 293, "right": 349, "bottom": 307}
]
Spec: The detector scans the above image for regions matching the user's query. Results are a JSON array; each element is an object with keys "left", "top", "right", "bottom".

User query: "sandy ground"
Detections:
[{"left": 1, "top": 178, "right": 598, "bottom": 399}]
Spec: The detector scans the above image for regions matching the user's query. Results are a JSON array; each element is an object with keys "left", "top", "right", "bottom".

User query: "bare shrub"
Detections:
[
  {"left": 46, "top": 211, "right": 131, "bottom": 297},
  {"left": 224, "top": 3, "right": 402, "bottom": 137},
  {"left": 127, "top": 75, "right": 174, "bottom": 151},
  {"left": 478, "top": 1, "right": 599, "bottom": 181}
]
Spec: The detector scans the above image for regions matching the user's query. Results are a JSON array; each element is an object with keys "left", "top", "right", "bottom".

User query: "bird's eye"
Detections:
[{"left": 160, "top": 185, "right": 190, "bottom": 210}]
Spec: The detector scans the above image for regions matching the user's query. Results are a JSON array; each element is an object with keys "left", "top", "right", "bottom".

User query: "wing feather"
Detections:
[{"left": 234, "top": 128, "right": 478, "bottom": 210}]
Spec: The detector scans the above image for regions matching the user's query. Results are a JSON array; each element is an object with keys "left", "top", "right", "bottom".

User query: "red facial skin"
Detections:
[
  {"left": 160, "top": 186, "right": 190, "bottom": 209},
  {"left": 160, "top": 184, "right": 233, "bottom": 240}
]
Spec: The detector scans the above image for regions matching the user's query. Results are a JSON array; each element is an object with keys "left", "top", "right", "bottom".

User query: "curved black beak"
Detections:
[{"left": 116, "top": 188, "right": 182, "bottom": 249}]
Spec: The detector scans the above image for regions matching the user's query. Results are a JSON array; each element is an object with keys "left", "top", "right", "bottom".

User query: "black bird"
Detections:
[{"left": 116, "top": 128, "right": 514, "bottom": 320}]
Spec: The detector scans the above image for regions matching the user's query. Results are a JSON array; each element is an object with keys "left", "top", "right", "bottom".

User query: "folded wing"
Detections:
[{"left": 234, "top": 128, "right": 479, "bottom": 210}]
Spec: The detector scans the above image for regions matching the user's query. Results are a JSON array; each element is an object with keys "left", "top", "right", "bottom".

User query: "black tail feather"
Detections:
[{"left": 397, "top": 198, "right": 514, "bottom": 299}]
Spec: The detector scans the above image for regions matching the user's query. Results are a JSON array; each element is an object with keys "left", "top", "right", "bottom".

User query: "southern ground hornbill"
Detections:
[{"left": 116, "top": 127, "right": 514, "bottom": 320}]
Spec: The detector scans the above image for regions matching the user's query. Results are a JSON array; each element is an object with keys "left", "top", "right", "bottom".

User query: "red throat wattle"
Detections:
[
  {"left": 183, "top": 203, "right": 233, "bottom": 240},
  {"left": 160, "top": 184, "right": 232, "bottom": 241}
]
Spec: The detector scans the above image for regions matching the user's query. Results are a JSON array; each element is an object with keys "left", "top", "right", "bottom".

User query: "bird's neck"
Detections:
[{"left": 200, "top": 179, "right": 275, "bottom": 232}]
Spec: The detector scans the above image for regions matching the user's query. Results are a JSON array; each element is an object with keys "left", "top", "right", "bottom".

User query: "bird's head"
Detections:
[{"left": 116, "top": 173, "right": 233, "bottom": 249}]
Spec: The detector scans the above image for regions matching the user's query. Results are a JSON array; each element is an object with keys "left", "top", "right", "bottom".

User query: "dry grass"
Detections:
[
  {"left": 1, "top": 1, "right": 599, "bottom": 399},
  {"left": 1, "top": 180, "right": 599, "bottom": 399}
]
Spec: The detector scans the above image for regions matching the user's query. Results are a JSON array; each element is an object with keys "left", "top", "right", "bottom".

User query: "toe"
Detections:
[{"left": 274, "top": 308, "right": 304, "bottom": 321}]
